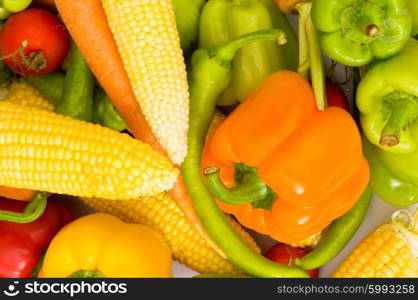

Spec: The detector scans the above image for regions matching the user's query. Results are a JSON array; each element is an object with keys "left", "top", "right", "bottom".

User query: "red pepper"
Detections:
[
  {"left": 265, "top": 243, "right": 319, "bottom": 278},
  {"left": 326, "top": 81, "right": 350, "bottom": 111},
  {"left": 0, "top": 198, "right": 74, "bottom": 278}
]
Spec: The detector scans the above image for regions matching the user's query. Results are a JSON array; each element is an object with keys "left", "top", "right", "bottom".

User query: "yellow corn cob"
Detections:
[
  {"left": 333, "top": 209, "right": 418, "bottom": 278},
  {"left": 0, "top": 102, "right": 178, "bottom": 199},
  {"left": 2, "top": 78, "right": 54, "bottom": 111},
  {"left": 289, "top": 231, "right": 322, "bottom": 248},
  {"left": 102, "top": 0, "right": 189, "bottom": 165},
  {"left": 82, "top": 192, "right": 261, "bottom": 275}
]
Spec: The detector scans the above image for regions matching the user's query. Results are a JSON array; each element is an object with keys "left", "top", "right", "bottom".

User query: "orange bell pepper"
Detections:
[{"left": 202, "top": 70, "right": 370, "bottom": 243}]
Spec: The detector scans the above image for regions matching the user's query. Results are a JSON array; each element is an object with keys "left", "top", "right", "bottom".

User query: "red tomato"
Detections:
[
  {"left": 326, "top": 81, "right": 350, "bottom": 111},
  {"left": 264, "top": 243, "right": 319, "bottom": 278},
  {"left": 0, "top": 8, "right": 70, "bottom": 76}
]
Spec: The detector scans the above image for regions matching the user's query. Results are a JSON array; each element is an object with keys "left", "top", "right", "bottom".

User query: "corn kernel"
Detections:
[
  {"left": 102, "top": 0, "right": 189, "bottom": 164},
  {"left": 3, "top": 79, "right": 54, "bottom": 111},
  {"left": 0, "top": 102, "right": 178, "bottom": 199}
]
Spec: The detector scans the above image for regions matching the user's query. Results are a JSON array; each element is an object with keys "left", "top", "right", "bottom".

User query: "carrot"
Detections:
[
  {"left": 54, "top": 0, "right": 222, "bottom": 255},
  {"left": 0, "top": 186, "right": 36, "bottom": 201}
]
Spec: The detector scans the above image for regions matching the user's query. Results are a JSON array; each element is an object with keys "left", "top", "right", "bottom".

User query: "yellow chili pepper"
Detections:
[{"left": 39, "top": 213, "right": 172, "bottom": 278}]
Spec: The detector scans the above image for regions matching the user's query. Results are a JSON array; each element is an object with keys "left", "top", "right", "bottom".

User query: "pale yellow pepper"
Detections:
[{"left": 39, "top": 213, "right": 172, "bottom": 278}]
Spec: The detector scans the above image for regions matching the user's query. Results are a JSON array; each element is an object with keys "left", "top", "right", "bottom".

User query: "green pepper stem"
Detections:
[
  {"left": 365, "top": 24, "right": 380, "bottom": 38},
  {"left": 296, "top": 2, "right": 327, "bottom": 111},
  {"left": 297, "top": 3, "right": 310, "bottom": 77},
  {"left": 214, "top": 29, "right": 287, "bottom": 63},
  {"left": 68, "top": 270, "right": 104, "bottom": 278},
  {"left": 0, "top": 191, "right": 47, "bottom": 223},
  {"left": 380, "top": 92, "right": 418, "bottom": 147},
  {"left": 204, "top": 166, "right": 272, "bottom": 205}
]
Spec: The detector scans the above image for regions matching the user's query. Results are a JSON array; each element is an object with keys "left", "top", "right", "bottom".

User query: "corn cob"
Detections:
[
  {"left": 2, "top": 78, "right": 54, "bottom": 111},
  {"left": 289, "top": 231, "right": 322, "bottom": 248},
  {"left": 0, "top": 102, "right": 178, "bottom": 199},
  {"left": 102, "top": 0, "right": 189, "bottom": 165},
  {"left": 82, "top": 192, "right": 261, "bottom": 275},
  {"left": 333, "top": 209, "right": 418, "bottom": 278}
]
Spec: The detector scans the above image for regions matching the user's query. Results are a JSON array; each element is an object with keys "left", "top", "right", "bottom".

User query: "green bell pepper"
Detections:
[
  {"left": 173, "top": 0, "right": 206, "bottom": 54},
  {"left": 198, "top": 0, "right": 298, "bottom": 106},
  {"left": 363, "top": 137, "right": 418, "bottom": 207},
  {"left": 312, "top": 0, "right": 412, "bottom": 66},
  {"left": 357, "top": 38, "right": 418, "bottom": 154},
  {"left": 406, "top": 0, "right": 418, "bottom": 36}
]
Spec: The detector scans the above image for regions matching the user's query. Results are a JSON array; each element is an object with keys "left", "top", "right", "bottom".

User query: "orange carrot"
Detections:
[
  {"left": 0, "top": 186, "right": 36, "bottom": 201},
  {"left": 54, "top": 0, "right": 221, "bottom": 254}
]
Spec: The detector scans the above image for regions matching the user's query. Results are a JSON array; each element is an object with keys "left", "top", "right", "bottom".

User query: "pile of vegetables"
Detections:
[{"left": 0, "top": 0, "right": 416, "bottom": 278}]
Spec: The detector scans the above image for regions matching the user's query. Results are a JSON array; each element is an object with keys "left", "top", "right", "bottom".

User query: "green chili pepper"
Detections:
[
  {"left": 26, "top": 71, "right": 65, "bottom": 106},
  {"left": 93, "top": 88, "right": 127, "bottom": 132},
  {"left": 198, "top": 0, "right": 298, "bottom": 106},
  {"left": 55, "top": 42, "right": 94, "bottom": 122},
  {"left": 182, "top": 29, "right": 308, "bottom": 278},
  {"left": 295, "top": 186, "right": 372, "bottom": 270},
  {"left": 173, "top": 0, "right": 206, "bottom": 54},
  {"left": 407, "top": 0, "right": 418, "bottom": 36},
  {"left": 357, "top": 38, "right": 418, "bottom": 153},
  {"left": 312, "top": 0, "right": 412, "bottom": 66},
  {"left": 26, "top": 70, "right": 126, "bottom": 131},
  {"left": 0, "top": 192, "right": 47, "bottom": 223}
]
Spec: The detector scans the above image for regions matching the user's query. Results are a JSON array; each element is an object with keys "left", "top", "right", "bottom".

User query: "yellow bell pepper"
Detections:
[{"left": 39, "top": 213, "right": 172, "bottom": 278}]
